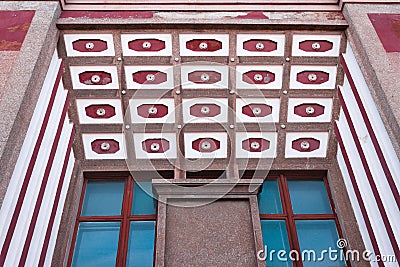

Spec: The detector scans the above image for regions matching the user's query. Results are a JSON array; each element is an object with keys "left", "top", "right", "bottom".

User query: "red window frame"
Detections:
[
  {"left": 259, "top": 173, "right": 350, "bottom": 267},
  {"left": 67, "top": 174, "right": 157, "bottom": 266}
]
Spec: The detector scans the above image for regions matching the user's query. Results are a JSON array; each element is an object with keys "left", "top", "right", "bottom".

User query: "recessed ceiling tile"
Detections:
[
  {"left": 179, "top": 34, "right": 229, "bottom": 56},
  {"left": 82, "top": 133, "right": 126, "bottom": 159},
  {"left": 121, "top": 34, "right": 172, "bottom": 56},
  {"left": 64, "top": 34, "right": 115, "bottom": 57},
  {"left": 237, "top": 34, "right": 285, "bottom": 56},
  {"left": 76, "top": 99, "right": 123, "bottom": 124},
  {"left": 285, "top": 132, "right": 329, "bottom": 158},
  {"left": 236, "top": 132, "right": 277, "bottom": 158}
]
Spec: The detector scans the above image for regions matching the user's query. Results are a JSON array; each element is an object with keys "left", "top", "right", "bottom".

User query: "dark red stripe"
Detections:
[
  {"left": 38, "top": 128, "right": 75, "bottom": 267},
  {"left": 337, "top": 88, "right": 400, "bottom": 262},
  {"left": 340, "top": 54, "right": 400, "bottom": 208},
  {"left": 334, "top": 123, "right": 384, "bottom": 267},
  {"left": 18, "top": 93, "right": 70, "bottom": 267},
  {"left": 0, "top": 60, "right": 64, "bottom": 265}
]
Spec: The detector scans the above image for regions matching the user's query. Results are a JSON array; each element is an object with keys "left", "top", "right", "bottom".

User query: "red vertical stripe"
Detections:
[
  {"left": 18, "top": 93, "right": 70, "bottom": 267},
  {"left": 0, "top": 61, "right": 63, "bottom": 265},
  {"left": 38, "top": 128, "right": 75, "bottom": 267}
]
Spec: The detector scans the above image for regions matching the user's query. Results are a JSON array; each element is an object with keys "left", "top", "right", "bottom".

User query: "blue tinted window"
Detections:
[
  {"left": 288, "top": 179, "right": 332, "bottom": 214},
  {"left": 296, "top": 220, "right": 345, "bottom": 267},
  {"left": 81, "top": 180, "right": 124, "bottom": 216},
  {"left": 258, "top": 179, "right": 283, "bottom": 214},
  {"left": 132, "top": 181, "right": 156, "bottom": 215},
  {"left": 261, "top": 220, "right": 291, "bottom": 267},
  {"left": 126, "top": 221, "right": 156, "bottom": 267},
  {"left": 72, "top": 222, "right": 120, "bottom": 267}
]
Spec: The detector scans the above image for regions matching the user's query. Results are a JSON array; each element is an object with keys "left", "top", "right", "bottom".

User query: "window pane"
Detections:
[
  {"left": 81, "top": 180, "right": 124, "bottom": 216},
  {"left": 258, "top": 179, "right": 283, "bottom": 214},
  {"left": 126, "top": 221, "right": 156, "bottom": 267},
  {"left": 296, "top": 220, "right": 345, "bottom": 267},
  {"left": 261, "top": 220, "right": 291, "bottom": 267},
  {"left": 132, "top": 181, "right": 156, "bottom": 215},
  {"left": 72, "top": 222, "right": 120, "bottom": 267},
  {"left": 288, "top": 179, "right": 332, "bottom": 214}
]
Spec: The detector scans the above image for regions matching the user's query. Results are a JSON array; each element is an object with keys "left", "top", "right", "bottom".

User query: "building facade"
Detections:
[{"left": 0, "top": 1, "right": 399, "bottom": 266}]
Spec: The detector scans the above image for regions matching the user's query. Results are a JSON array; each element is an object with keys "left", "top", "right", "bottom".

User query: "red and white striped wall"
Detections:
[
  {"left": 0, "top": 50, "right": 75, "bottom": 267},
  {"left": 336, "top": 43, "right": 400, "bottom": 266}
]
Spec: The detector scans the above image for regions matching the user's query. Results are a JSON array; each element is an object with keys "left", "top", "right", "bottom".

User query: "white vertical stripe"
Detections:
[
  {"left": 43, "top": 152, "right": 75, "bottom": 267},
  {"left": 4, "top": 85, "right": 68, "bottom": 267},
  {"left": 336, "top": 147, "right": 375, "bottom": 267},
  {"left": 0, "top": 51, "right": 61, "bottom": 251},
  {"left": 343, "top": 43, "right": 400, "bottom": 193},
  {"left": 27, "top": 116, "right": 73, "bottom": 267},
  {"left": 337, "top": 110, "right": 395, "bottom": 259},
  {"left": 340, "top": 79, "right": 400, "bottom": 246}
]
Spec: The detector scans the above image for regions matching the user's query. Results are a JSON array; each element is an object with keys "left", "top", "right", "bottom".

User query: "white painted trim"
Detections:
[
  {"left": 287, "top": 98, "right": 332, "bottom": 123},
  {"left": 129, "top": 98, "right": 175, "bottom": 124},
  {"left": 133, "top": 133, "right": 177, "bottom": 159},
  {"left": 181, "top": 65, "right": 229, "bottom": 89},
  {"left": 236, "top": 132, "right": 277, "bottom": 158},
  {"left": 336, "top": 148, "right": 376, "bottom": 267},
  {"left": 70, "top": 66, "right": 119, "bottom": 90},
  {"left": 292, "top": 34, "right": 341, "bottom": 57},
  {"left": 43, "top": 151, "right": 75, "bottom": 267},
  {"left": 121, "top": 34, "right": 172, "bottom": 56},
  {"left": 341, "top": 80, "right": 400, "bottom": 245},
  {"left": 290, "top": 65, "right": 337, "bottom": 90},
  {"left": 182, "top": 98, "right": 228, "bottom": 123},
  {"left": 236, "top": 98, "right": 280, "bottom": 123},
  {"left": 285, "top": 132, "right": 329, "bottom": 158},
  {"left": 235, "top": 65, "right": 283, "bottom": 89},
  {"left": 26, "top": 117, "right": 73, "bottom": 267},
  {"left": 343, "top": 43, "right": 400, "bottom": 194},
  {"left": 336, "top": 111, "right": 396, "bottom": 258},
  {"left": 179, "top": 34, "right": 229, "bottom": 56},
  {"left": 0, "top": 51, "right": 60, "bottom": 249},
  {"left": 124, "top": 65, "right": 174, "bottom": 90},
  {"left": 3, "top": 86, "right": 68, "bottom": 267},
  {"left": 64, "top": 34, "right": 115, "bottom": 57},
  {"left": 237, "top": 34, "right": 285, "bottom": 57},
  {"left": 184, "top": 132, "right": 227, "bottom": 159},
  {"left": 76, "top": 99, "right": 123, "bottom": 124},
  {"left": 82, "top": 133, "right": 127, "bottom": 159}
]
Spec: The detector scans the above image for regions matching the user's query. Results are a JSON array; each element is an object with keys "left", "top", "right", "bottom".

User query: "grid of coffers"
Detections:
[{"left": 61, "top": 30, "right": 345, "bottom": 173}]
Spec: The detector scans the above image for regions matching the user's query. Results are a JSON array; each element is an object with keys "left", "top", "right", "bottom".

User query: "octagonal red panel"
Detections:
[
  {"left": 296, "top": 71, "right": 329, "bottom": 85},
  {"left": 79, "top": 71, "right": 112, "bottom": 85},
  {"left": 188, "top": 71, "right": 221, "bottom": 84},
  {"left": 292, "top": 138, "right": 320, "bottom": 152},
  {"left": 186, "top": 39, "right": 222, "bottom": 52},
  {"left": 91, "top": 139, "right": 120, "bottom": 154},
  {"left": 243, "top": 39, "right": 277, "bottom": 52},
  {"left": 72, "top": 39, "right": 108, "bottom": 52},
  {"left": 242, "top": 138, "right": 270, "bottom": 152},
  {"left": 128, "top": 39, "right": 166, "bottom": 52},
  {"left": 132, "top": 70, "right": 167, "bottom": 84},
  {"left": 294, "top": 103, "right": 325, "bottom": 117},
  {"left": 242, "top": 104, "right": 272, "bottom": 117},
  {"left": 137, "top": 104, "right": 168, "bottom": 118},
  {"left": 85, "top": 104, "right": 116, "bottom": 119},
  {"left": 192, "top": 138, "right": 220, "bottom": 152},
  {"left": 142, "top": 138, "right": 170, "bottom": 153},
  {"left": 299, "top": 40, "right": 333, "bottom": 52},
  {"left": 242, "top": 71, "right": 275, "bottom": 85},
  {"left": 190, "top": 104, "right": 221, "bottom": 118}
]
